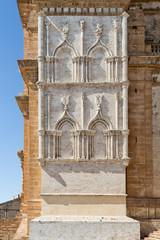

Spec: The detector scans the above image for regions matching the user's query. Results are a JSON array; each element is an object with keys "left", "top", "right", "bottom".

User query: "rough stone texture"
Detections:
[
  {"left": 152, "top": 86, "right": 160, "bottom": 197},
  {"left": 30, "top": 216, "right": 140, "bottom": 240},
  {"left": 0, "top": 218, "right": 21, "bottom": 240}
]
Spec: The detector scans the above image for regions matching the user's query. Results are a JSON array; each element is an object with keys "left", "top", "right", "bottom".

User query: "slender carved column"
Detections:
[
  {"left": 72, "top": 58, "right": 75, "bottom": 82},
  {"left": 116, "top": 134, "right": 119, "bottom": 159},
  {"left": 110, "top": 57, "right": 114, "bottom": 82},
  {"left": 80, "top": 20, "right": 85, "bottom": 56},
  {"left": 110, "top": 132, "right": 114, "bottom": 159},
  {"left": 115, "top": 93, "right": 119, "bottom": 130},
  {"left": 46, "top": 22, "right": 51, "bottom": 57},
  {"left": 122, "top": 130, "right": 130, "bottom": 159},
  {"left": 78, "top": 58, "right": 80, "bottom": 82},
  {"left": 81, "top": 92, "right": 85, "bottom": 129},
  {"left": 75, "top": 58, "right": 78, "bottom": 82},
  {"left": 47, "top": 94, "right": 51, "bottom": 158},
  {"left": 122, "top": 83, "right": 130, "bottom": 159},
  {"left": 122, "top": 12, "right": 129, "bottom": 82},
  {"left": 114, "top": 27, "right": 118, "bottom": 57},
  {"left": 54, "top": 135, "right": 56, "bottom": 158},
  {"left": 47, "top": 132, "right": 51, "bottom": 159},
  {"left": 38, "top": 84, "right": 45, "bottom": 159},
  {"left": 86, "top": 134, "right": 89, "bottom": 159},
  {"left": 107, "top": 58, "right": 111, "bottom": 82},
  {"left": 86, "top": 57, "right": 89, "bottom": 82},
  {"left": 104, "top": 132, "right": 109, "bottom": 159},
  {"left": 81, "top": 132, "right": 85, "bottom": 159},
  {"left": 81, "top": 57, "right": 84, "bottom": 82},
  {"left": 108, "top": 133, "right": 111, "bottom": 159},
  {"left": 46, "top": 21, "right": 51, "bottom": 83},
  {"left": 51, "top": 58, "right": 55, "bottom": 83},
  {"left": 115, "top": 57, "right": 119, "bottom": 82},
  {"left": 77, "top": 132, "right": 81, "bottom": 159},
  {"left": 105, "top": 134, "right": 108, "bottom": 159},
  {"left": 72, "top": 133, "right": 76, "bottom": 160}
]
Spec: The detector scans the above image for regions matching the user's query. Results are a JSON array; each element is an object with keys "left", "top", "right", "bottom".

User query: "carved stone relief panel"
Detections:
[
  {"left": 43, "top": 86, "right": 123, "bottom": 161},
  {"left": 44, "top": 16, "right": 122, "bottom": 83}
]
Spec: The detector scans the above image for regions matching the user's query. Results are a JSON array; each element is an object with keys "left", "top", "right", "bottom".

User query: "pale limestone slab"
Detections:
[{"left": 30, "top": 216, "right": 140, "bottom": 240}]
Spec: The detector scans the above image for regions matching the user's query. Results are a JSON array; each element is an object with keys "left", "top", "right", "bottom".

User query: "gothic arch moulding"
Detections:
[
  {"left": 87, "top": 23, "right": 113, "bottom": 83},
  {"left": 54, "top": 97, "right": 78, "bottom": 159},
  {"left": 52, "top": 23, "right": 79, "bottom": 83},
  {"left": 87, "top": 95, "right": 113, "bottom": 159}
]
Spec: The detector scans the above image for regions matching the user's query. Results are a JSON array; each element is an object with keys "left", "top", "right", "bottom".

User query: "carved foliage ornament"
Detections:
[
  {"left": 61, "top": 96, "right": 70, "bottom": 111},
  {"left": 95, "top": 23, "right": 103, "bottom": 40},
  {"left": 61, "top": 23, "right": 69, "bottom": 40}
]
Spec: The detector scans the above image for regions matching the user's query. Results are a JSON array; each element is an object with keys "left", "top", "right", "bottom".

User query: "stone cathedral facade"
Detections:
[{"left": 16, "top": 0, "right": 160, "bottom": 239}]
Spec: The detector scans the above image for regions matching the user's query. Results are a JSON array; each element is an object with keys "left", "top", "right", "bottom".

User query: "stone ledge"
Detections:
[
  {"left": 18, "top": 60, "right": 38, "bottom": 90},
  {"left": 30, "top": 215, "right": 140, "bottom": 240}
]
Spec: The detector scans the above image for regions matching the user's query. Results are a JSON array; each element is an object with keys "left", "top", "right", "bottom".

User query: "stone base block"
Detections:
[{"left": 30, "top": 216, "right": 140, "bottom": 240}]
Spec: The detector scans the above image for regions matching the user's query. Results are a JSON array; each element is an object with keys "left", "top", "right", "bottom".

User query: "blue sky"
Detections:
[{"left": 0, "top": 0, "right": 24, "bottom": 203}]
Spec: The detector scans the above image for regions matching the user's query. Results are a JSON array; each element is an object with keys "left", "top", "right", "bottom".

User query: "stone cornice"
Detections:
[
  {"left": 17, "top": 0, "right": 37, "bottom": 30},
  {"left": 15, "top": 95, "right": 29, "bottom": 119},
  {"left": 18, "top": 60, "right": 38, "bottom": 90},
  {"left": 129, "top": 56, "right": 160, "bottom": 69},
  {"left": 35, "top": 0, "right": 130, "bottom": 10},
  {"left": 17, "top": 0, "right": 130, "bottom": 28}
]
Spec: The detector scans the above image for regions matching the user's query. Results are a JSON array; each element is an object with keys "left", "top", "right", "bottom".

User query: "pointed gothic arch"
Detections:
[
  {"left": 52, "top": 40, "right": 78, "bottom": 83},
  {"left": 87, "top": 40, "right": 113, "bottom": 83}
]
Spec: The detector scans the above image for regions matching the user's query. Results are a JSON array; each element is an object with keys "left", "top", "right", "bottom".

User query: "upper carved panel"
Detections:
[{"left": 43, "top": 16, "right": 123, "bottom": 84}]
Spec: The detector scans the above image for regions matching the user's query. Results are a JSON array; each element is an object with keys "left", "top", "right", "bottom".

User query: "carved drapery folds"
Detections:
[{"left": 44, "top": 19, "right": 122, "bottom": 84}]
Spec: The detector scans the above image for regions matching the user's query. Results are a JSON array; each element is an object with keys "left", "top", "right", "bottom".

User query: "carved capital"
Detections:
[
  {"left": 122, "top": 129, "right": 130, "bottom": 136},
  {"left": 122, "top": 56, "right": 128, "bottom": 62},
  {"left": 122, "top": 157, "right": 131, "bottom": 167},
  {"left": 53, "top": 130, "right": 63, "bottom": 136},
  {"left": 37, "top": 11, "right": 45, "bottom": 18},
  {"left": 38, "top": 130, "right": 45, "bottom": 136},
  {"left": 38, "top": 56, "right": 45, "bottom": 62},
  {"left": 37, "top": 82, "right": 45, "bottom": 90},
  {"left": 121, "top": 11, "right": 129, "bottom": 19},
  {"left": 46, "top": 56, "right": 52, "bottom": 62},
  {"left": 122, "top": 81, "right": 130, "bottom": 89}
]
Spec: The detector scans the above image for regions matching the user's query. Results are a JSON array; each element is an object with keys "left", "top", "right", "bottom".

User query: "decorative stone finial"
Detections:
[
  {"left": 61, "top": 96, "right": 70, "bottom": 111},
  {"left": 95, "top": 23, "right": 103, "bottom": 40},
  {"left": 95, "top": 95, "right": 103, "bottom": 112},
  {"left": 61, "top": 23, "right": 69, "bottom": 40},
  {"left": 80, "top": 20, "right": 85, "bottom": 32}
]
